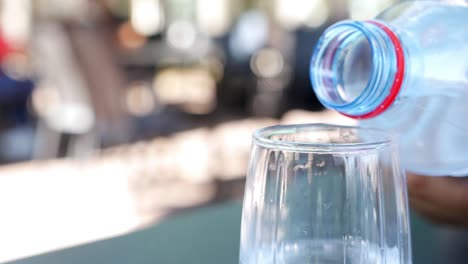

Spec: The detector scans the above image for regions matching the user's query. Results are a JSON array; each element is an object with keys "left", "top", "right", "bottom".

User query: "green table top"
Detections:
[
  {"left": 7, "top": 201, "right": 243, "bottom": 264},
  {"left": 6, "top": 200, "right": 465, "bottom": 264}
]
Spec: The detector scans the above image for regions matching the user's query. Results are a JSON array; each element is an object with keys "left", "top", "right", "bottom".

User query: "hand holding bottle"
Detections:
[{"left": 407, "top": 173, "right": 468, "bottom": 227}]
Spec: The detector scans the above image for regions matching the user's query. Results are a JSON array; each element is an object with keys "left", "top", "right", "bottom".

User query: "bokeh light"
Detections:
[
  {"left": 117, "top": 22, "right": 148, "bottom": 50},
  {"left": 167, "top": 20, "right": 197, "bottom": 50},
  {"left": 130, "top": 0, "right": 165, "bottom": 36},
  {"left": 250, "top": 48, "right": 284, "bottom": 78},
  {"left": 124, "top": 82, "right": 156, "bottom": 116}
]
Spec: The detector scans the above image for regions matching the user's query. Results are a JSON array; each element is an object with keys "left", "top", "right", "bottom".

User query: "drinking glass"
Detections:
[{"left": 240, "top": 124, "right": 411, "bottom": 264}]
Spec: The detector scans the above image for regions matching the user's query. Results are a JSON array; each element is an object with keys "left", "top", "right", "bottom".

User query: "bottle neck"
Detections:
[{"left": 310, "top": 20, "right": 406, "bottom": 119}]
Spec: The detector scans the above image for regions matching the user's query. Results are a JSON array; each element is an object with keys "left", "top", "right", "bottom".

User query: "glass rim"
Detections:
[{"left": 253, "top": 123, "right": 395, "bottom": 153}]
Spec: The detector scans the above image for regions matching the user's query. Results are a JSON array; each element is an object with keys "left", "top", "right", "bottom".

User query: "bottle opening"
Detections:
[
  {"left": 336, "top": 31, "right": 373, "bottom": 104},
  {"left": 311, "top": 24, "right": 375, "bottom": 107},
  {"left": 310, "top": 21, "right": 405, "bottom": 119}
]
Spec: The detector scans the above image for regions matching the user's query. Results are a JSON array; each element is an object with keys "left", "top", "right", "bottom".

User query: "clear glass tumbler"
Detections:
[{"left": 240, "top": 124, "right": 411, "bottom": 264}]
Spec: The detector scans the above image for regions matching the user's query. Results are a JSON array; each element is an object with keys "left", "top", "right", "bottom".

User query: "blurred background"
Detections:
[{"left": 0, "top": 0, "right": 467, "bottom": 263}]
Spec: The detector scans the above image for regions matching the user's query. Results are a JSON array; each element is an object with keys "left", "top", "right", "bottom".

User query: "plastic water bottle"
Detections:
[{"left": 310, "top": 1, "right": 468, "bottom": 176}]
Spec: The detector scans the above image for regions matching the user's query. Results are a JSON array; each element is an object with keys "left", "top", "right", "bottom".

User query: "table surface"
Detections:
[
  {"left": 5, "top": 200, "right": 468, "bottom": 264},
  {"left": 7, "top": 201, "right": 243, "bottom": 264}
]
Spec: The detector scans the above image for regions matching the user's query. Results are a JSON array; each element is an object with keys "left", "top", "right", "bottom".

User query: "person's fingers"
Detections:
[
  {"left": 407, "top": 173, "right": 468, "bottom": 212},
  {"left": 409, "top": 194, "right": 468, "bottom": 226},
  {"left": 407, "top": 173, "right": 468, "bottom": 226}
]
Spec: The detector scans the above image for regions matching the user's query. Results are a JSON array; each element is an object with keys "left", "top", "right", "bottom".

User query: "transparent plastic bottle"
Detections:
[{"left": 310, "top": 1, "right": 468, "bottom": 176}]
